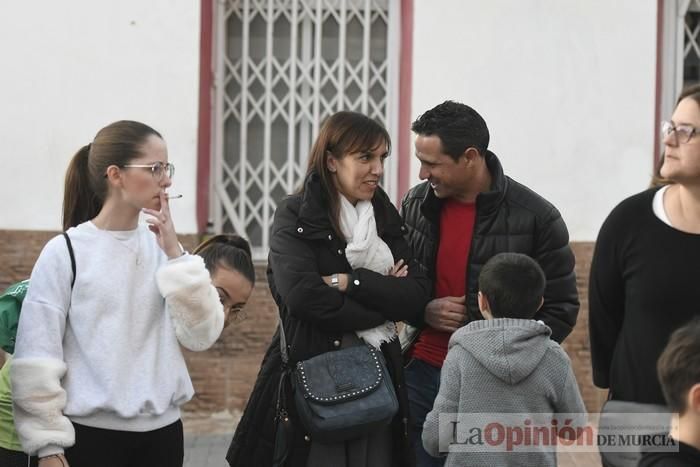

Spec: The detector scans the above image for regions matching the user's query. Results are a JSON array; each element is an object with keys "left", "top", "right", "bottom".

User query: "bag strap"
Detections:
[
  {"left": 278, "top": 316, "right": 289, "bottom": 366},
  {"left": 275, "top": 316, "right": 291, "bottom": 426},
  {"left": 273, "top": 316, "right": 292, "bottom": 466},
  {"left": 62, "top": 232, "right": 76, "bottom": 289}
]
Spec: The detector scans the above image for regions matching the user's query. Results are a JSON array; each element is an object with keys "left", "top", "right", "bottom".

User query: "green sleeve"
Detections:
[{"left": 0, "top": 358, "right": 23, "bottom": 451}]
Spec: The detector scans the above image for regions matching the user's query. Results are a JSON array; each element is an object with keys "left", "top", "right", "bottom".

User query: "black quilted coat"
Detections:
[{"left": 400, "top": 151, "right": 579, "bottom": 343}]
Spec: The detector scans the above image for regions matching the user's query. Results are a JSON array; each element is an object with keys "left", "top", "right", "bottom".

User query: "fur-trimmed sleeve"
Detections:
[
  {"left": 156, "top": 255, "right": 224, "bottom": 351},
  {"left": 10, "top": 357, "right": 75, "bottom": 457}
]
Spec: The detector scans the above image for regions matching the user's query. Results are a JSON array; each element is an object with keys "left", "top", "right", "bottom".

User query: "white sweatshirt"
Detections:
[{"left": 10, "top": 221, "right": 224, "bottom": 457}]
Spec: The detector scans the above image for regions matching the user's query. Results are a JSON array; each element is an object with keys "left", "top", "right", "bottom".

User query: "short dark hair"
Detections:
[
  {"left": 478, "top": 253, "right": 545, "bottom": 319},
  {"left": 657, "top": 318, "right": 700, "bottom": 414},
  {"left": 411, "top": 100, "right": 489, "bottom": 161}
]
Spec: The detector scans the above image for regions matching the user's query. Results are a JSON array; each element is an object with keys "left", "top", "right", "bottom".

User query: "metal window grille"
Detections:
[
  {"left": 211, "top": 0, "right": 400, "bottom": 260},
  {"left": 684, "top": 0, "right": 700, "bottom": 86},
  {"left": 660, "top": 0, "right": 700, "bottom": 125}
]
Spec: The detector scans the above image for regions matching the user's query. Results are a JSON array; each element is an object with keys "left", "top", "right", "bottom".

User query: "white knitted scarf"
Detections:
[{"left": 338, "top": 195, "right": 397, "bottom": 349}]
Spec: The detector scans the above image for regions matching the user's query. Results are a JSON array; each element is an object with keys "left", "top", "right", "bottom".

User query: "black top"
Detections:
[
  {"left": 589, "top": 187, "right": 700, "bottom": 404},
  {"left": 401, "top": 151, "right": 579, "bottom": 342},
  {"left": 639, "top": 439, "right": 700, "bottom": 467}
]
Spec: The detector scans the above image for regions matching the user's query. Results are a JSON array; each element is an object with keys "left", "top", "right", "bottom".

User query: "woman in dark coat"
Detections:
[{"left": 226, "top": 111, "right": 431, "bottom": 467}]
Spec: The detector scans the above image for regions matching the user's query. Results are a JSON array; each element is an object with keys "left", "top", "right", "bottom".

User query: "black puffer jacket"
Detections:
[
  {"left": 227, "top": 172, "right": 431, "bottom": 467},
  {"left": 400, "top": 151, "right": 578, "bottom": 343}
]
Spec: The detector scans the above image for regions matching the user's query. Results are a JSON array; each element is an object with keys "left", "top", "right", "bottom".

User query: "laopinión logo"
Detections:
[{"left": 435, "top": 412, "right": 678, "bottom": 454}]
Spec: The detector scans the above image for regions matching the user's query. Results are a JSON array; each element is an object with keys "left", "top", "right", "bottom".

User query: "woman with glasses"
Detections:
[
  {"left": 590, "top": 84, "right": 700, "bottom": 464},
  {"left": 0, "top": 233, "right": 254, "bottom": 467},
  {"left": 226, "top": 111, "right": 431, "bottom": 467},
  {"left": 9, "top": 120, "right": 229, "bottom": 467}
]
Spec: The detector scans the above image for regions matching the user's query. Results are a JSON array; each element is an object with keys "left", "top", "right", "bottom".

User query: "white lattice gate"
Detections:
[
  {"left": 212, "top": 0, "right": 400, "bottom": 259},
  {"left": 660, "top": 0, "right": 700, "bottom": 125}
]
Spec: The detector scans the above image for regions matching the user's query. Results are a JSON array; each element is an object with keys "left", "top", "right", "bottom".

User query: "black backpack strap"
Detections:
[{"left": 62, "top": 232, "right": 76, "bottom": 288}]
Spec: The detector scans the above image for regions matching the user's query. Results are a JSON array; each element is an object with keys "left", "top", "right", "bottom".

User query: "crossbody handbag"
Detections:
[
  {"left": 598, "top": 398, "right": 672, "bottom": 467},
  {"left": 277, "top": 317, "right": 399, "bottom": 444}
]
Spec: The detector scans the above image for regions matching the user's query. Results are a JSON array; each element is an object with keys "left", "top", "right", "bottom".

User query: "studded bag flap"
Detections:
[
  {"left": 277, "top": 318, "right": 398, "bottom": 444},
  {"left": 291, "top": 342, "right": 398, "bottom": 444},
  {"left": 294, "top": 345, "right": 385, "bottom": 404}
]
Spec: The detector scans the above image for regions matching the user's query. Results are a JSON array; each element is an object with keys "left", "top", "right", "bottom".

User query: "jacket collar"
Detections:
[
  {"left": 420, "top": 150, "right": 509, "bottom": 223},
  {"left": 296, "top": 171, "right": 404, "bottom": 239}
]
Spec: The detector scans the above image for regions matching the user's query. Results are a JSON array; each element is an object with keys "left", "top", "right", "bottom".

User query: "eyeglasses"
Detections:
[
  {"left": 661, "top": 121, "right": 700, "bottom": 144},
  {"left": 121, "top": 162, "right": 175, "bottom": 180},
  {"left": 217, "top": 290, "right": 247, "bottom": 322}
]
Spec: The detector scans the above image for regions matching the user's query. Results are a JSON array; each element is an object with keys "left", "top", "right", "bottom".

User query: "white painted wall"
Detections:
[
  {"left": 0, "top": 0, "right": 660, "bottom": 240},
  {"left": 0, "top": 1, "right": 201, "bottom": 232},
  {"left": 410, "top": 0, "right": 658, "bottom": 241}
]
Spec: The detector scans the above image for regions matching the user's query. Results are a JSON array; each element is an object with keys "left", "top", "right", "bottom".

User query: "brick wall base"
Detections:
[
  {"left": 564, "top": 243, "right": 608, "bottom": 413},
  {"left": 0, "top": 230, "right": 606, "bottom": 414}
]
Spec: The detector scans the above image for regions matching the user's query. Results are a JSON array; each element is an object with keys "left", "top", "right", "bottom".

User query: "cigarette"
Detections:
[{"left": 166, "top": 194, "right": 183, "bottom": 199}]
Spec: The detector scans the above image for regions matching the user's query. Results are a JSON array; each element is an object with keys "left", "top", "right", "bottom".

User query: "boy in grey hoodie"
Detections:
[{"left": 422, "top": 253, "right": 586, "bottom": 467}]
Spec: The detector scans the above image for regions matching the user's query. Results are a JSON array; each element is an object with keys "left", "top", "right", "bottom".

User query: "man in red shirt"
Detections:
[{"left": 400, "top": 101, "right": 579, "bottom": 466}]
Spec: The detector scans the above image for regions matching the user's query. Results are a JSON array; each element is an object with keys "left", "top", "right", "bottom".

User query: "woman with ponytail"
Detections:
[
  {"left": 0, "top": 234, "right": 254, "bottom": 467},
  {"left": 10, "top": 120, "right": 228, "bottom": 467}
]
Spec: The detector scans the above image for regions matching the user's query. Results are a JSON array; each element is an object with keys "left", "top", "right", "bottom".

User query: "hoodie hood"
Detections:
[{"left": 449, "top": 318, "right": 552, "bottom": 385}]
